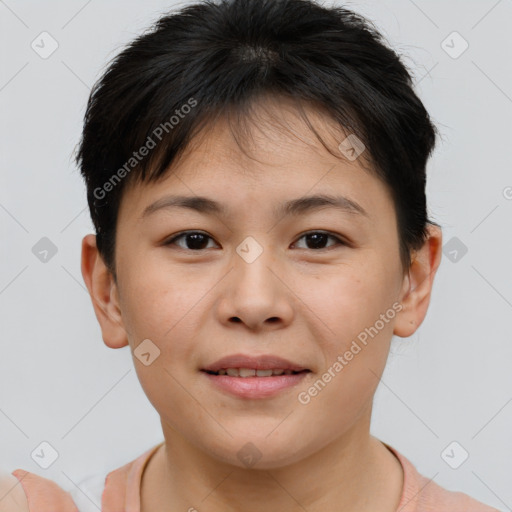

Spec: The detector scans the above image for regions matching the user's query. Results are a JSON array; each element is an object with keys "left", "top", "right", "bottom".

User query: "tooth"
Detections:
[
  {"left": 219, "top": 368, "right": 293, "bottom": 377},
  {"left": 256, "top": 369, "right": 273, "bottom": 377},
  {"left": 239, "top": 368, "right": 256, "bottom": 377}
]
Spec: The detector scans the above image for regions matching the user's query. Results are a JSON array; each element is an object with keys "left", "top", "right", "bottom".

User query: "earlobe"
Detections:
[
  {"left": 393, "top": 224, "right": 443, "bottom": 338},
  {"left": 81, "top": 234, "right": 129, "bottom": 349}
]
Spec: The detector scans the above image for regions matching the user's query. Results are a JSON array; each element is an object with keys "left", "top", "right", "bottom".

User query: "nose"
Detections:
[{"left": 215, "top": 242, "right": 294, "bottom": 332}]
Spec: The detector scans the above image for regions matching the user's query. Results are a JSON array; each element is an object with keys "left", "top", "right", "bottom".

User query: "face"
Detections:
[{"left": 105, "top": 98, "right": 413, "bottom": 469}]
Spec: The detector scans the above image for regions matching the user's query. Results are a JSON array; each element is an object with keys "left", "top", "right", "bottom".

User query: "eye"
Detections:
[
  {"left": 292, "top": 231, "right": 346, "bottom": 250},
  {"left": 164, "top": 230, "right": 347, "bottom": 252},
  {"left": 164, "top": 231, "right": 218, "bottom": 251}
]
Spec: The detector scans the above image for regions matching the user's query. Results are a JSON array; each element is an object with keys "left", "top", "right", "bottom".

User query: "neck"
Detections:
[{"left": 141, "top": 412, "right": 403, "bottom": 512}]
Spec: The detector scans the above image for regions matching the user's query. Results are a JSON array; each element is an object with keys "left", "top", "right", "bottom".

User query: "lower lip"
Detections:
[{"left": 201, "top": 371, "right": 310, "bottom": 399}]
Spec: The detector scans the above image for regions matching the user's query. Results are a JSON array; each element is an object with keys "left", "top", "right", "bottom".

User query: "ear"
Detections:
[
  {"left": 81, "top": 234, "right": 129, "bottom": 348},
  {"left": 393, "top": 224, "right": 443, "bottom": 338}
]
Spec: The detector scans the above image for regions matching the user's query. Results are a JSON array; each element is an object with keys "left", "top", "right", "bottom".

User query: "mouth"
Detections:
[
  {"left": 200, "top": 353, "right": 311, "bottom": 399},
  {"left": 202, "top": 368, "right": 309, "bottom": 377},
  {"left": 201, "top": 353, "right": 310, "bottom": 374}
]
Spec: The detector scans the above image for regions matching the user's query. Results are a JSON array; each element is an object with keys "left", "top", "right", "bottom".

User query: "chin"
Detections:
[{"left": 205, "top": 434, "right": 315, "bottom": 470}]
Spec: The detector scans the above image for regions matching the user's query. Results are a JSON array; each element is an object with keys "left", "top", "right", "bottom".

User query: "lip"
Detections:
[
  {"left": 202, "top": 371, "right": 310, "bottom": 399},
  {"left": 201, "top": 353, "right": 309, "bottom": 373},
  {"left": 200, "top": 353, "right": 311, "bottom": 399}
]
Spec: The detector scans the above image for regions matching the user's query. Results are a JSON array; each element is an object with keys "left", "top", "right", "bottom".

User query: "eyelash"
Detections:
[{"left": 163, "top": 230, "right": 348, "bottom": 252}]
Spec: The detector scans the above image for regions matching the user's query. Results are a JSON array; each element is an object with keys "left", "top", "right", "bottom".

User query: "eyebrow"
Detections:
[{"left": 141, "top": 193, "right": 368, "bottom": 220}]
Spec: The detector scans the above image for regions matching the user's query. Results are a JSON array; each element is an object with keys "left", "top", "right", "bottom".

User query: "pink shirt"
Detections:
[{"left": 10, "top": 442, "right": 499, "bottom": 511}]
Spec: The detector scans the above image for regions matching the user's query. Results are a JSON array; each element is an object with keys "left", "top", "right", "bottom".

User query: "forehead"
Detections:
[
  {"left": 118, "top": 98, "right": 393, "bottom": 224},
  {"left": 182, "top": 95, "right": 368, "bottom": 171}
]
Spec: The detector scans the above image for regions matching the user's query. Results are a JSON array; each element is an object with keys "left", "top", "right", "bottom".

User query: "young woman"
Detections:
[{"left": 2, "top": 0, "right": 499, "bottom": 510}]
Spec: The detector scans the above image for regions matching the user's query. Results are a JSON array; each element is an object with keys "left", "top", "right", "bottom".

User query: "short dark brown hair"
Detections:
[{"left": 76, "top": 0, "right": 439, "bottom": 277}]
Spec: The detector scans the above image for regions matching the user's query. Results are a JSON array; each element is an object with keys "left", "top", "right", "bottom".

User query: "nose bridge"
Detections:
[
  {"left": 233, "top": 234, "right": 279, "bottom": 298},
  {"left": 217, "top": 234, "right": 293, "bottom": 330}
]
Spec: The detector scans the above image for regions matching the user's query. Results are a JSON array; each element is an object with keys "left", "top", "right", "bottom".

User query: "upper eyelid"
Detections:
[
  {"left": 165, "top": 230, "right": 216, "bottom": 246},
  {"left": 292, "top": 231, "right": 348, "bottom": 248}
]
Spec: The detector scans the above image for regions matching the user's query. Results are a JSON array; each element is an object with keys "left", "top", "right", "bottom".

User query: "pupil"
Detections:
[
  {"left": 187, "top": 233, "right": 208, "bottom": 250},
  {"left": 306, "top": 233, "right": 327, "bottom": 249}
]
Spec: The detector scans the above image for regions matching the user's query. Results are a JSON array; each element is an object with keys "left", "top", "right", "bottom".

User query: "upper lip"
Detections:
[{"left": 201, "top": 354, "right": 310, "bottom": 372}]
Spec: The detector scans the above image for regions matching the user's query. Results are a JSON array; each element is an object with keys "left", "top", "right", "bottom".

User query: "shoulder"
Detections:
[
  {"left": 383, "top": 444, "right": 500, "bottom": 512},
  {"left": 0, "top": 472, "right": 29, "bottom": 512},
  {"left": 414, "top": 473, "right": 501, "bottom": 511},
  {"left": 1, "top": 469, "right": 79, "bottom": 512}
]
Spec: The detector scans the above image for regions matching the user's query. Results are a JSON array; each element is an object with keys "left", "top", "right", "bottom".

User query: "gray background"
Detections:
[{"left": 1, "top": 0, "right": 511, "bottom": 509}]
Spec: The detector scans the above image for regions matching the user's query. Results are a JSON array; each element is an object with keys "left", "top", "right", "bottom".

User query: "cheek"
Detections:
[
  {"left": 295, "top": 258, "right": 397, "bottom": 349},
  {"left": 294, "top": 262, "right": 399, "bottom": 424},
  {"left": 297, "top": 259, "right": 399, "bottom": 417},
  {"left": 120, "top": 255, "right": 213, "bottom": 342},
  {"left": 295, "top": 282, "right": 395, "bottom": 435},
  {"left": 120, "top": 264, "right": 211, "bottom": 418}
]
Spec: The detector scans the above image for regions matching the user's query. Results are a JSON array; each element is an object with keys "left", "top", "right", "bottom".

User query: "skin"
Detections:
[
  {"left": 0, "top": 473, "right": 30, "bottom": 512},
  {"left": 81, "top": 96, "right": 442, "bottom": 512}
]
